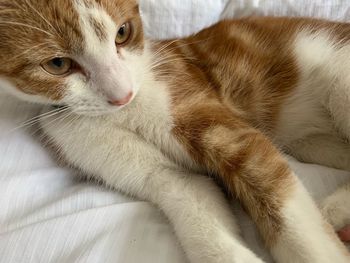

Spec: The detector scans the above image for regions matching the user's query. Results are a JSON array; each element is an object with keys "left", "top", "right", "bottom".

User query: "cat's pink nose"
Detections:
[{"left": 108, "top": 92, "right": 133, "bottom": 106}]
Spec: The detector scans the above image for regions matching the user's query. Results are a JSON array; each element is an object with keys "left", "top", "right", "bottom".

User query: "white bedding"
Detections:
[{"left": 1, "top": 1, "right": 350, "bottom": 262}]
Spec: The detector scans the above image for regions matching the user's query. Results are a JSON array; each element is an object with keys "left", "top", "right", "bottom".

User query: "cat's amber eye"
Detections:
[
  {"left": 41, "top": 57, "right": 73, "bottom": 76},
  {"left": 115, "top": 22, "right": 132, "bottom": 46}
]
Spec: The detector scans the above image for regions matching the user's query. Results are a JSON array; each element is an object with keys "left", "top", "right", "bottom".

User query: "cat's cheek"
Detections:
[
  {"left": 60, "top": 76, "right": 112, "bottom": 115},
  {"left": 0, "top": 77, "right": 57, "bottom": 105}
]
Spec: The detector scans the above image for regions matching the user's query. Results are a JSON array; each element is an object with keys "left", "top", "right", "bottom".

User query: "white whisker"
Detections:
[
  {"left": 24, "top": 0, "right": 61, "bottom": 38},
  {"left": 0, "top": 21, "right": 54, "bottom": 37},
  {"left": 12, "top": 42, "right": 50, "bottom": 60},
  {"left": 33, "top": 110, "right": 74, "bottom": 138},
  {"left": 152, "top": 39, "right": 181, "bottom": 57},
  {"left": 6, "top": 107, "right": 69, "bottom": 135}
]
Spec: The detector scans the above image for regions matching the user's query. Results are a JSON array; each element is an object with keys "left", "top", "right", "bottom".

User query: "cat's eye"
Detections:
[
  {"left": 115, "top": 22, "right": 132, "bottom": 46},
  {"left": 41, "top": 57, "right": 73, "bottom": 76}
]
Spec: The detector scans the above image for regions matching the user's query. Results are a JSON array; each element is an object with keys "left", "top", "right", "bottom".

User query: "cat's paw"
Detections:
[{"left": 321, "top": 184, "right": 350, "bottom": 232}]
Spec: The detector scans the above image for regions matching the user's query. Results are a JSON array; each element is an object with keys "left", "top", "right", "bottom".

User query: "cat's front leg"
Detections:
[
  {"left": 147, "top": 169, "right": 265, "bottom": 263},
  {"left": 41, "top": 118, "right": 264, "bottom": 263},
  {"left": 174, "top": 107, "right": 350, "bottom": 263}
]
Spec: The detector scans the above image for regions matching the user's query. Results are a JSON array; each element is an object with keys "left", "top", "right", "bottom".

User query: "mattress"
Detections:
[{"left": 1, "top": 1, "right": 349, "bottom": 262}]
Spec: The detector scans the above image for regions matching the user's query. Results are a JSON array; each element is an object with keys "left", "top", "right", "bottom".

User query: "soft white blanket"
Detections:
[{"left": 1, "top": 1, "right": 349, "bottom": 262}]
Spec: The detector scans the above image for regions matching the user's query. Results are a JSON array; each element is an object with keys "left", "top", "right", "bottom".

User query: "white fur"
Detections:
[
  {"left": 275, "top": 31, "right": 337, "bottom": 146},
  {"left": 272, "top": 29, "right": 350, "bottom": 261},
  {"left": 322, "top": 183, "right": 350, "bottom": 230},
  {"left": 271, "top": 179, "right": 349, "bottom": 263},
  {"left": 275, "top": 30, "right": 350, "bottom": 171}
]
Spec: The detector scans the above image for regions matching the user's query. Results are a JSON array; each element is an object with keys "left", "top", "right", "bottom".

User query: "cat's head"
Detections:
[{"left": 0, "top": 0, "right": 147, "bottom": 115}]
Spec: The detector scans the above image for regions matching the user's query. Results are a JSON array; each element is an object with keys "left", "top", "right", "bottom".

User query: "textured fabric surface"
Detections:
[
  {"left": 140, "top": 0, "right": 350, "bottom": 39},
  {"left": 1, "top": 1, "right": 350, "bottom": 263}
]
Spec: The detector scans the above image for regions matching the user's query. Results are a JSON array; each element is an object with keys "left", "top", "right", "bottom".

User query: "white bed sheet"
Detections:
[
  {"left": 1, "top": 1, "right": 350, "bottom": 262},
  {"left": 140, "top": 0, "right": 350, "bottom": 39}
]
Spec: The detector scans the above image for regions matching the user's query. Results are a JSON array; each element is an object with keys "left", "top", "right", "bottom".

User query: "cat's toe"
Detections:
[{"left": 321, "top": 185, "right": 350, "bottom": 231}]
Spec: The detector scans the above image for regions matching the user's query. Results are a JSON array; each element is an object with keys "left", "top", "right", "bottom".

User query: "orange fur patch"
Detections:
[{"left": 165, "top": 17, "right": 350, "bottom": 245}]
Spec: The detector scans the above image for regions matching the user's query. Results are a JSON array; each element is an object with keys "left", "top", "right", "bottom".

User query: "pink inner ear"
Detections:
[{"left": 337, "top": 226, "right": 350, "bottom": 242}]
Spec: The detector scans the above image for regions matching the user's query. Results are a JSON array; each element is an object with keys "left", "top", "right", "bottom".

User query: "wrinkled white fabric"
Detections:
[
  {"left": 1, "top": 1, "right": 350, "bottom": 263},
  {"left": 140, "top": 0, "right": 350, "bottom": 39}
]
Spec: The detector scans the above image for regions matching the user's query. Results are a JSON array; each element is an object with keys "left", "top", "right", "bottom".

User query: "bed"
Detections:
[{"left": 0, "top": 1, "right": 349, "bottom": 262}]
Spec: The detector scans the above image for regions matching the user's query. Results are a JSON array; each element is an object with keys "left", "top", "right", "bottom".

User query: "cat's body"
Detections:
[
  {"left": 1, "top": 1, "right": 350, "bottom": 262},
  {"left": 39, "top": 17, "right": 350, "bottom": 263}
]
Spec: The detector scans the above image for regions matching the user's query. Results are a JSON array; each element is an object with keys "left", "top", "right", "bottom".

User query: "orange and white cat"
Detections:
[{"left": 0, "top": 0, "right": 350, "bottom": 262}]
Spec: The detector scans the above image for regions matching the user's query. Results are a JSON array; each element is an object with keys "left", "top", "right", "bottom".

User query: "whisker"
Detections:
[
  {"left": 25, "top": 107, "right": 68, "bottom": 124},
  {"left": 7, "top": 107, "right": 69, "bottom": 135},
  {"left": 53, "top": 114, "right": 81, "bottom": 139},
  {"left": 0, "top": 21, "right": 54, "bottom": 37},
  {"left": 150, "top": 55, "right": 190, "bottom": 70},
  {"left": 39, "top": 109, "right": 73, "bottom": 129},
  {"left": 151, "top": 53, "right": 181, "bottom": 61},
  {"left": 151, "top": 58, "right": 194, "bottom": 70},
  {"left": 154, "top": 70, "right": 192, "bottom": 78},
  {"left": 32, "top": 110, "right": 73, "bottom": 138},
  {"left": 152, "top": 39, "right": 182, "bottom": 57},
  {"left": 170, "top": 36, "right": 215, "bottom": 50},
  {"left": 38, "top": 112, "right": 83, "bottom": 147},
  {"left": 23, "top": 0, "right": 61, "bottom": 38},
  {"left": 151, "top": 36, "right": 214, "bottom": 60},
  {"left": 11, "top": 42, "right": 50, "bottom": 60}
]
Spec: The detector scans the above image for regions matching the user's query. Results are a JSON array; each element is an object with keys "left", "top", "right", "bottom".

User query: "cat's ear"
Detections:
[
  {"left": 132, "top": 0, "right": 140, "bottom": 8},
  {"left": 132, "top": 0, "right": 140, "bottom": 13}
]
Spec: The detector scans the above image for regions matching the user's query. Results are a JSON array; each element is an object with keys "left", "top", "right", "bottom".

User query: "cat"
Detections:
[{"left": 0, "top": 0, "right": 350, "bottom": 262}]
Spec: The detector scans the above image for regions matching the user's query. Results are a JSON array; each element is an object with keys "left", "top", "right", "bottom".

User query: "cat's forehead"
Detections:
[{"left": 0, "top": 0, "right": 139, "bottom": 55}]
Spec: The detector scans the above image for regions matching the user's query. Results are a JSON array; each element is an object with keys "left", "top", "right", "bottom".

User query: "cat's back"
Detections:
[{"left": 164, "top": 17, "right": 350, "bottom": 133}]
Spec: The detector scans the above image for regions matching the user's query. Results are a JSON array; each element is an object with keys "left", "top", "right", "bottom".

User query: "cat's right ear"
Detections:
[{"left": 132, "top": 0, "right": 140, "bottom": 13}]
